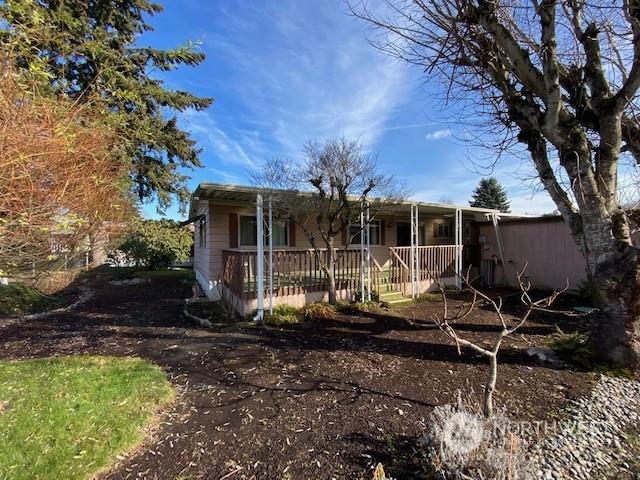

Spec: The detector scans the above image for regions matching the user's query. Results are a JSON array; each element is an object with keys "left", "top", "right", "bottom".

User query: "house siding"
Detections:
[{"left": 478, "top": 218, "right": 587, "bottom": 290}]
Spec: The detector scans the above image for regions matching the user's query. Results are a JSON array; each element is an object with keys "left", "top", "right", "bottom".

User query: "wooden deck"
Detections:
[{"left": 222, "top": 245, "right": 460, "bottom": 300}]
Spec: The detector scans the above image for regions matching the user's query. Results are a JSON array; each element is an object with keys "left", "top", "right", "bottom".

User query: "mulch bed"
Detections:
[{"left": 0, "top": 268, "right": 597, "bottom": 480}]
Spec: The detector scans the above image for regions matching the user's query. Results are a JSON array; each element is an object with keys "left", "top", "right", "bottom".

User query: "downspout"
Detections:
[{"left": 490, "top": 212, "right": 507, "bottom": 284}]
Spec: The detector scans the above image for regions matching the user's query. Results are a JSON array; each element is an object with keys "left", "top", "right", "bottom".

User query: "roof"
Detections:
[
  {"left": 189, "top": 182, "right": 526, "bottom": 220},
  {"left": 476, "top": 214, "right": 564, "bottom": 225}
]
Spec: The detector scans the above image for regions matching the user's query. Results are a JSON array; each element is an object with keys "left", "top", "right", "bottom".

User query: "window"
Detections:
[
  {"left": 348, "top": 220, "right": 381, "bottom": 245},
  {"left": 396, "top": 223, "right": 425, "bottom": 246},
  {"left": 239, "top": 215, "right": 288, "bottom": 247},
  {"left": 434, "top": 222, "right": 451, "bottom": 239},
  {"left": 198, "top": 217, "right": 206, "bottom": 248}
]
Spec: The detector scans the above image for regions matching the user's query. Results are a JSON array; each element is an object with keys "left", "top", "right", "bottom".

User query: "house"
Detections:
[{"left": 189, "top": 183, "right": 501, "bottom": 315}]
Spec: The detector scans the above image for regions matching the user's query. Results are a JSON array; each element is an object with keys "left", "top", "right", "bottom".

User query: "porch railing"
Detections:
[
  {"left": 222, "top": 245, "right": 460, "bottom": 301},
  {"left": 222, "top": 248, "right": 370, "bottom": 300},
  {"left": 388, "top": 245, "right": 460, "bottom": 293}
]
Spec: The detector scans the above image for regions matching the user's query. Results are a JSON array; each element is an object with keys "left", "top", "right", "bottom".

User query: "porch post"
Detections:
[
  {"left": 268, "top": 197, "right": 273, "bottom": 315},
  {"left": 255, "top": 194, "right": 264, "bottom": 321},
  {"left": 366, "top": 201, "right": 371, "bottom": 302},
  {"left": 455, "top": 208, "right": 463, "bottom": 289},
  {"left": 410, "top": 204, "right": 419, "bottom": 298},
  {"left": 360, "top": 205, "right": 365, "bottom": 303}
]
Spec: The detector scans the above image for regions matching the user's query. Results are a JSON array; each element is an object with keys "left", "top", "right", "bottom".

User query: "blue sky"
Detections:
[{"left": 141, "top": 0, "right": 557, "bottom": 220}]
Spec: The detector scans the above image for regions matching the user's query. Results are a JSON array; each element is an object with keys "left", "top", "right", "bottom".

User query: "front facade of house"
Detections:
[{"left": 189, "top": 183, "right": 499, "bottom": 315}]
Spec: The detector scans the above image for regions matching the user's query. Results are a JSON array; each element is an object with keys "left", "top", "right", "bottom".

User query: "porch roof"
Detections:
[{"left": 190, "top": 182, "right": 505, "bottom": 221}]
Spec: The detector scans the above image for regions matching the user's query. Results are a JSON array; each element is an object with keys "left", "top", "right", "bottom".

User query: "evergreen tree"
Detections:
[
  {"left": 469, "top": 178, "right": 510, "bottom": 213},
  {"left": 0, "top": 0, "right": 212, "bottom": 210}
]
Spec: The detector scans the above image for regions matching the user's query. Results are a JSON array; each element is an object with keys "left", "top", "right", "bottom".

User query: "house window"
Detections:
[
  {"left": 239, "top": 215, "right": 288, "bottom": 247},
  {"left": 198, "top": 217, "right": 206, "bottom": 248},
  {"left": 348, "top": 220, "right": 381, "bottom": 245},
  {"left": 434, "top": 222, "right": 451, "bottom": 239}
]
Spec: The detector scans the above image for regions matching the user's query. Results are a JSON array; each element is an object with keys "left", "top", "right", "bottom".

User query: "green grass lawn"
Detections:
[
  {"left": 0, "top": 356, "right": 175, "bottom": 480},
  {"left": 0, "top": 283, "right": 60, "bottom": 316}
]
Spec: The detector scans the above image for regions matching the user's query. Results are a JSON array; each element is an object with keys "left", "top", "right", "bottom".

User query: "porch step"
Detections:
[
  {"left": 378, "top": 291, "right": 405, "bottom": 302},
  {"left": 384, "top": 297, "right": 414, "bottom": 306},
  {"left": 378, "top": 290, "right": 413, "bottom": 307}
]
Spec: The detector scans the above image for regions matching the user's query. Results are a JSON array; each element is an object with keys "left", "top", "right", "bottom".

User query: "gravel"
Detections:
[{"left": 528, "top": 374, "right": 640, "bottom": 480}]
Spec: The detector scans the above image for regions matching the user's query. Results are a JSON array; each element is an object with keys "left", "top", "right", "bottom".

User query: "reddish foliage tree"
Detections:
[{"left": 0, "top": 63, "right": 133, "bottom": 277}]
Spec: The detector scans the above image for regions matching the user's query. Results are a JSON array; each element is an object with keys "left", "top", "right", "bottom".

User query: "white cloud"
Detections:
[
  {"left": 200, "top": 1, "right": 412, "bottom": 158},
  {"left": 425, "top": 129, "right": 452, "bottom": 141},
  {"left": 181, "top": 109, "right": 257, "bottom": 169}
]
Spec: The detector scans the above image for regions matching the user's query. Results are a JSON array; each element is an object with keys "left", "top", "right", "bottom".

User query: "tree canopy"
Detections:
[
  {"left": 352, "top": 1, "right": 640, "bottom": 369},
  {"left": 0, "top": 0, "right": 212, "bottom": 210},
  {"left": 469, "top": 178, "right": 510, "bottom": 213}
]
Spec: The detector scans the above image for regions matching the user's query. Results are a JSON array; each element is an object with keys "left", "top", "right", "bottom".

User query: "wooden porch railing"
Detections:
[
  {"left": 222, "top": 245, "right": 460, "bottom": 301},
  {"left": 388, "top": 245, "right": 460, "bottom": 293},
  {"left": 222, "top": 248, "right": 369, "bottom": 300}
]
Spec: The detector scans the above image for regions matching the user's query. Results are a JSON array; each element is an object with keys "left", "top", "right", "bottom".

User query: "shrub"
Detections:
[
  {"left": 422, "top": 398, "right": 531, "bottom": 480},
  {"left": 263, "top": 304, "right": 301, "bottom": 326},
  {"left": 0, "top": 283, "right": 59, "bottom": 316},
  {"left": 353, "top": 289, "right": 380, "bottom": 302},
  {"left": 334, "top": 301, "right": 355, "bottom": 313},
  {"left": 549, "top": 331, "right": 595, "bottom": 369},
  {"left": 110, "top": 220, "right": 192, "bottom": 269},
  {"left": 300, "top": 302, "right": 336, "bottom": 322}
]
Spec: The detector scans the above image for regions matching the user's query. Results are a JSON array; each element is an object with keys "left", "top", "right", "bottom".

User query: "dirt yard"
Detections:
[{"left": 0, "top": 269, "right": 597, "bottom": 480}]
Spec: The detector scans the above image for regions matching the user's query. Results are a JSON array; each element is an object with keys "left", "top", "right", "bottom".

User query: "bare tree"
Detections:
[
  {"left": 434, "top": 266, "right": 569, "bottom": 417},
  {"left": 351, "top": 0, "right": 640, "bottom": 369},
  {"left": 254, "top": 138, "right": 403, "bottom": 304}
]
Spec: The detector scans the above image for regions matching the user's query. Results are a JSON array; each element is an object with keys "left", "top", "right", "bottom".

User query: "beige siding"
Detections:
[
  {"left": 208, "top": 204, "right": 257, "bottom": 280},
  {"left": 479, "top": 218, "right": 587, "bottom": 290},
  {"left": 193, "top": 201, "right": 211, "bottom": 281}
]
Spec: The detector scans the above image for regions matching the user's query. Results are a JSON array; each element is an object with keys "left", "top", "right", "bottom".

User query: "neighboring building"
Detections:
[{"left": 189, "top": 183, "right": 499, "bottom": 315}]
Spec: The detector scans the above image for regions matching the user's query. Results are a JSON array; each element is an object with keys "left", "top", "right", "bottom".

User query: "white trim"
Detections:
[
  {"left": 268, "top": 197, "right": 273, "bottom": 314},
  {"left": 255, "top": 194, "right": 264, "bottom": 320},
  {"left": 455, "top": 208, "right": 463, "bottom": 289},
  {"left": 410, "top": 204, "right": 419, "bottom": 298}
]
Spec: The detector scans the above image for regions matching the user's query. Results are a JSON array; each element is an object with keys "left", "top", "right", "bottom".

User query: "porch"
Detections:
[{"left": 221, "top": 245, "right": 461, "bottom": 308}]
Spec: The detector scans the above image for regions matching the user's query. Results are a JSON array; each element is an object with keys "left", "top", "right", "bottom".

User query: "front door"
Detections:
[{"left": 396, "top": 222, "right": 411, "bottom": 247}]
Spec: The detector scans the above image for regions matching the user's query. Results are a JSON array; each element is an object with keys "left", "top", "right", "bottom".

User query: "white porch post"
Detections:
[
  {"left": 268, "top": 197, "right": 273, "bottom": 315},
  {"left": 359, "top": 200, "right": 372, "bottom": 303},
  {"left": 366, "top": 202, "right": 371, "bottom": 302},
  {"left": 455, "top": 208, "right": 463, "bottom": 289},
  {"left": 255, "top": 194, "right": 264, "bottom": 321},
  {"left": 410, "top": 204, "right": 419, "bottom": 298}
]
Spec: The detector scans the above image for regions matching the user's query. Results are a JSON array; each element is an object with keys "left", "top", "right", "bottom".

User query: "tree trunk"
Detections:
[
  {"left": 484, "top": 354, "right": 497, "bottom": 418},
  {"left": 326, "top": 244, "right": 337, "bottom": 304},
  {"left": 591, "top": 244, "right": 640, "bottom": 370}
]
